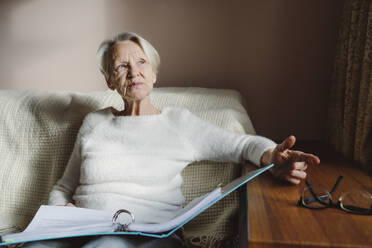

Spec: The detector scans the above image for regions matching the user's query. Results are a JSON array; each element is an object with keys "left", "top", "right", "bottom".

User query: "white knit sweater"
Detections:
[{"left": 48, "top": 107, "right": 277, "bottom": 223}]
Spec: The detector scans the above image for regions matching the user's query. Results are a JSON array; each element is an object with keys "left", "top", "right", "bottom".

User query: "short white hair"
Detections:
[{"left": 97, "top": 32, "right": 160, "bottom": 81}]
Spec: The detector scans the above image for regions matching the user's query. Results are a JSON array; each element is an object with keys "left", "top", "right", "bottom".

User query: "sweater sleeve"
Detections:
[
  {"left": 48, "top": 136, "right": 81, "bottom": 205},
  {"left": 175, "top": 109, "right": 277, "bottom": 166}
]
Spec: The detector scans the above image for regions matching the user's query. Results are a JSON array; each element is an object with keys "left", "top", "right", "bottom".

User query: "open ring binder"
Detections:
[
  {"left": 0, "top": 164, "right": 274, "bottom": 246},
  {"left": 112, "top": 209, "right": 135, "bottom": 231}
]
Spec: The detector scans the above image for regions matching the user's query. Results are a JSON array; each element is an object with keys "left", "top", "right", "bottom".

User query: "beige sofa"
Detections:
[{"left": 0, "top": 87, "right": 256, "bottom": 248}]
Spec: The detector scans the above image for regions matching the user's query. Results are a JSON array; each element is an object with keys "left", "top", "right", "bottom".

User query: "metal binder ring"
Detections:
[{"left": 112, "top": 209, "right": 135, "bottom": 231}]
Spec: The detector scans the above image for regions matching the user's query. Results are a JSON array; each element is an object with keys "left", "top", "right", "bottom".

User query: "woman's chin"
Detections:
[{"left": 125, "top": 91, "right": 150, "bottom": 102}]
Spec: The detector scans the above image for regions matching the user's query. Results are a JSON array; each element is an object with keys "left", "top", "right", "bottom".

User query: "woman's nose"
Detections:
[{"left": 127, "top": 65, "right": 139, "bottom": 78}]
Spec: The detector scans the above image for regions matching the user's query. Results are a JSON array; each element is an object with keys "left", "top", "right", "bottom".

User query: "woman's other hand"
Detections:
[{"left": 260, "top": 135, "right": 320, "bottom": 185}]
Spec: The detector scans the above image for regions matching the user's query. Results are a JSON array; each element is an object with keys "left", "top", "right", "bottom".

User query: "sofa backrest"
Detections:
[{"left": 0, "top": 87, "right": 255, "bottom": 247}]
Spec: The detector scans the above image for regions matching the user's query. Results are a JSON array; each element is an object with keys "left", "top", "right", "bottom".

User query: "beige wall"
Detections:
[{"left": 0, "top": 0, "right": 344, "bottom": 141}]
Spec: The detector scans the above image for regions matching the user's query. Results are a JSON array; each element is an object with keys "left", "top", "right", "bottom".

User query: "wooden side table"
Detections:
[{"left": 244, "top": 141, "right": 372, "bottom": 248}]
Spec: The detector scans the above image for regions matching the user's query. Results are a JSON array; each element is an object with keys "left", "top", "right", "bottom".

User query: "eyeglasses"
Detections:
[{"left": 298, "top": 176, "right": 372, "bottom": 215}]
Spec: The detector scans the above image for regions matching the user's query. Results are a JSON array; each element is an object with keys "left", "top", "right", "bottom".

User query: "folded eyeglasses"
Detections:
[{"left": 298, "top": 176, "right": 372, "bottom": 215}]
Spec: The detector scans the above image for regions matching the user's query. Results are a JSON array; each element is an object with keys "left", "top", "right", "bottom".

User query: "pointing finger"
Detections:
[
  {"left": 311, "top": 155, "right": 320, "bottom": 164},
  {"left": 304, "top": 153, "right": 320, "bottom": 165},
  {"left": 288, "top": 151, "right": 320, "bottom": 165}
]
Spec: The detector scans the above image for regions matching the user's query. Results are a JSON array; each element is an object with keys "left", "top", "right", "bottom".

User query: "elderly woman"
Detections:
[{"left": 24, "top": 32, "right": 320, "bottom": 248}]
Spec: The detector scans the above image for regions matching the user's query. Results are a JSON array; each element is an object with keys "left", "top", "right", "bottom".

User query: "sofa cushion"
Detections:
[{"left": 0, "top": 87, "right": 255, "bottom": 247}]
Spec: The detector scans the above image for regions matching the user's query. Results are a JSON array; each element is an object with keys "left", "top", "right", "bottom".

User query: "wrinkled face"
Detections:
[{"left": 107, "top": 40, "right": 156, "bottom": 101}]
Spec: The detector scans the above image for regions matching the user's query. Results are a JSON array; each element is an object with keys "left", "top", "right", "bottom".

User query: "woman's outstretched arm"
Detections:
[{"left": 174, "top": 109, "right": 319, "bottom": 185}]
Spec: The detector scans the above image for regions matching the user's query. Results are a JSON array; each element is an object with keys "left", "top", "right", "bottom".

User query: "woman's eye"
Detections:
[
  {"left": 139, "top": 60, "right": 145, "bottom": 65},
  {"left": 117, "top": 65, "right": 127, "bottom": 70}
]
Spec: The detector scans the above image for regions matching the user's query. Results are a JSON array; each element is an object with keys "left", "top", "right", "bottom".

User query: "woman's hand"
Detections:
[{"left": 260, "top": 135, "right": 320, "bottom": 185}]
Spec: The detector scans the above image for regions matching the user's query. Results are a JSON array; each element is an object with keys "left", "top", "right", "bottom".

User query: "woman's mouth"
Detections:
[{"left": 129, "top": 82, "right": 144, "bottom": 88}]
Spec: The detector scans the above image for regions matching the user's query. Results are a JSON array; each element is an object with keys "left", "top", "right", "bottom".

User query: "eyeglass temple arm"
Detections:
[
  {"left": 329, "top": 176, "right": 343, "bottom": 195},
  {"left": 303, "top": 176, "right": 344, "bottom": 205},
  {"left": 305, "top": 180, "right": 329, "bottom": 205}
]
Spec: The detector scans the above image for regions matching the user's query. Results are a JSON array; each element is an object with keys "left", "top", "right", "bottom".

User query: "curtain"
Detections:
[{"left": 327, "top": 0, "right": 372, "bottom": 174}]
